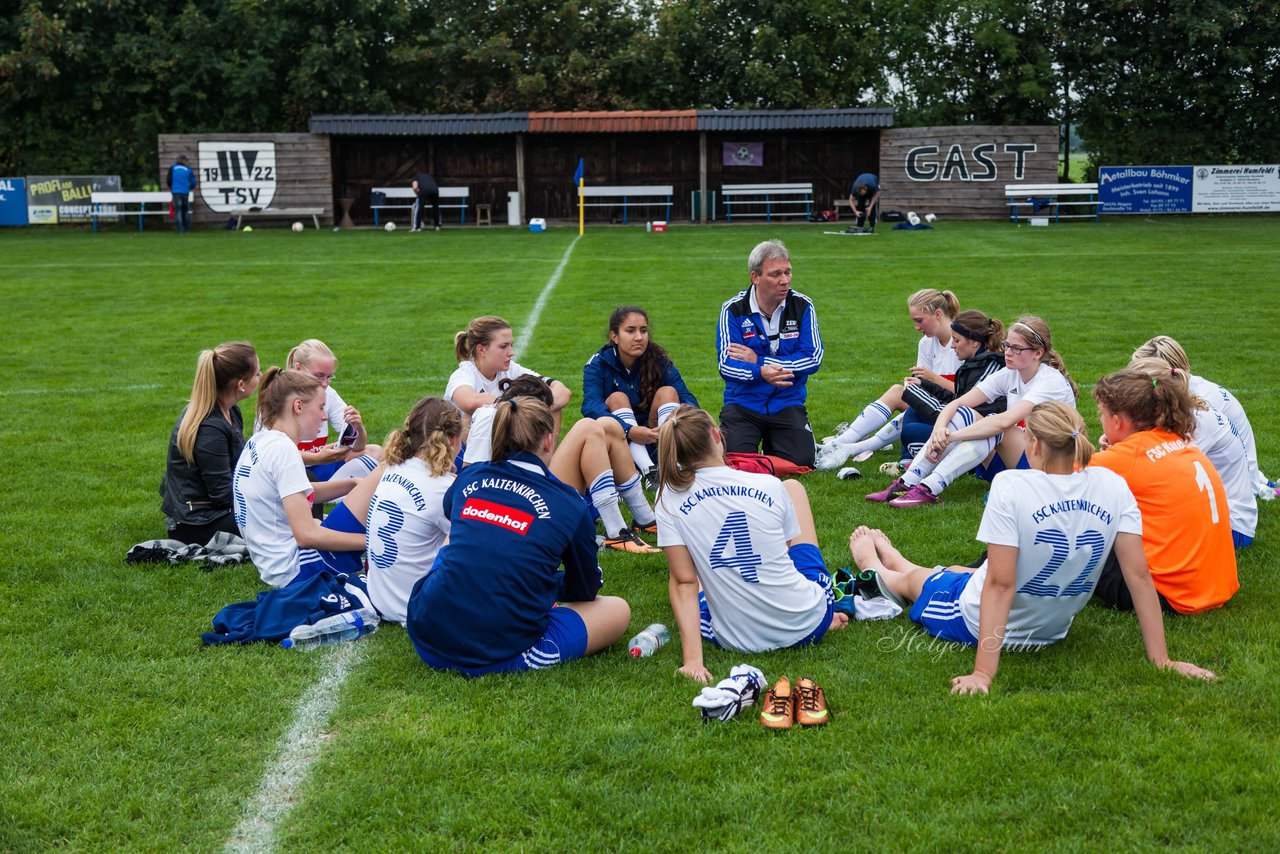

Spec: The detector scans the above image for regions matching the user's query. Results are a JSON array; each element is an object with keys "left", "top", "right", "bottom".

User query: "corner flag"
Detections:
[{"left": 573, "top": 158, "right": 585, "bottom": 235}]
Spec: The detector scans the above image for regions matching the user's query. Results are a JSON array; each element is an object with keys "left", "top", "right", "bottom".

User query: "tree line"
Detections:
[{"left": 3, "top": 0, "right": 1277, "bottom": 186}]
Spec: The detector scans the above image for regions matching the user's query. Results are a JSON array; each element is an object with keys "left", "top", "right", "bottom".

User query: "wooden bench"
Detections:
[
  {"left": 231, "top": 207, "right": 324, "bottom": 230},
  {"left": 1005, "top": 183, "right": 1100, "bottom": 224},
  {"left": 578, "top": 185, "right": 673, "bottom": 224},
  {"left": 722, "top": 183, "right": 813, "bottom": 223},
  {"left": 90, "top": 191, "right": 172, "bottom": 232},
  {"left": 370, "top": 187, "right": 471, "bottom": 226}
]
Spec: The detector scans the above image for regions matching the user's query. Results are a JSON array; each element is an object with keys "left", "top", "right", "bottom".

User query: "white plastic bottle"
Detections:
[
  {"left": 627, "top": 623, "right": 670, "bottom": 658},
  {"left": 281, "top": 608, "right": 380, "bottom": 651}
]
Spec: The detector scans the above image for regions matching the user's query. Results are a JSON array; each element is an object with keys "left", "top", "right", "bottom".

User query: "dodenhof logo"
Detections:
[{"left": 199, "top": 141, "right": 277, "bottom": 212}]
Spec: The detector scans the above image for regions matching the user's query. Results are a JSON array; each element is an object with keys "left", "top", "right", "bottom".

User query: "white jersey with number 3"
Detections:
[
  {"left": 365, "top": 457, "right": 454, "bottom": 625},
  {"left": 655, "top": 466, "right": 825, "bottom": 652},
  {"left": 966, "top": 467, "right": 1142, "bottom": 646}
]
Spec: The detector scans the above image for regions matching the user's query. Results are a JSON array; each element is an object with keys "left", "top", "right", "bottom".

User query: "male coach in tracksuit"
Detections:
[
  {"left": 716, "top": 239, "right": 823, "bottom": 467},
  {"left": 167, "top": 154, "right": 197, "bottom": 234}
]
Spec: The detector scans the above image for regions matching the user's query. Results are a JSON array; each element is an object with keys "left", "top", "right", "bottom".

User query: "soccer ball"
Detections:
[
  {"left": 907, "top": 211, "right": 921, "bottom": 226},
  {"left": 925, "top": 213, "right": 937, "bottom": 223},
  {"left": 292, "top": 221, "right": 304, "bottom": 232},
  {"left": 384, "top": 222, "right": 397, "bottom": 232}
]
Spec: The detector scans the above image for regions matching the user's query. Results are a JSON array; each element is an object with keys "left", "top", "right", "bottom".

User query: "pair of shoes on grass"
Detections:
[
  {"left": 603, "top": 521, "right": 660, "bottom": 554},
  {"left": 864, "top": 478, "right": 941, "bottom": 507},
  {"left": 760, "top": 676, "right": 829, "bottom": 729}
]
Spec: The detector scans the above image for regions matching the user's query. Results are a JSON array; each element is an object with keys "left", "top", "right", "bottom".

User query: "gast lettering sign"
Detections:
[
  {"left": 904, "top": 143, "right": 1037, "bottom": 182},
  {"left": 198, "top": 141, "right": 277, "bottom": 211}
]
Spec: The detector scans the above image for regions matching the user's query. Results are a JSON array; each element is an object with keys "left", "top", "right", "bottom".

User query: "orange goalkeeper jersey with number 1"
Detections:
[{"left": 1090, "top": 428, "right": 1238, "bottom": 614}]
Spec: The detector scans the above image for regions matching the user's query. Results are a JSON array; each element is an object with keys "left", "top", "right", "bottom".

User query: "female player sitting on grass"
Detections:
[
  {"left": 1088, "top": 368, "right": 1239, "bottom": 614},
  {"left": 364, "top": 397, "right": 460, "bottom": 625},
  {"left": 1129, "top": 357, "right": 1256, "bottom": 548},
  {"left": 868, "top": 315, "right": 1077, "bottom": 508},
  {"left": 850, "top": 401, "right": 1217, "bottom": 695},
  {"left": 284, "top": 339, "right": 381, "bottom": 482},
  {"left": 405, "top": 396, "right": 631, "bottom": 676},
  {"left": 232, "top": 369, "right": 380, "bottom": 588},
  {"left": 465, "top": 376, "right": 659, "bottom": 554},
  {"left": 817, "top": 289, "right": 961, "bottom": 474},
  {"left": 581, "top": 305, "right": 698, "bottom": 488},
  {"left": 1134, "top": 334, "right": 1275, "bottom": 498},
  {"left": 162, "top": 342, "right": 261, "bottom": 545},
  {"left": 655, "top": 406, "right": 849, "bottom": 684},
  {"left": 446, "top": 315, "right": 572, "bottom": 437}
]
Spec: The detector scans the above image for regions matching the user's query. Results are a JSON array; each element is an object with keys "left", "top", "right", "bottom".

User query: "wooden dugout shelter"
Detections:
[{"left": 310, "top": 109, "right": 893, "bottom": 225}]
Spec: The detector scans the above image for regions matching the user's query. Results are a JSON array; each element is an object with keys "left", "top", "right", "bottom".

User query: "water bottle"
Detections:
[
  {"left": 628, "top": 623, "right": 670, "bottom": 658},
  {"left": 281, "top": 608, "right": 380, "bottom": 651}
]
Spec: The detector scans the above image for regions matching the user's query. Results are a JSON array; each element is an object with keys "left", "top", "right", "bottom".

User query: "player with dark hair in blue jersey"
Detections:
[{"left": 406, "top": 396, "right": 631, "bottom": 676}]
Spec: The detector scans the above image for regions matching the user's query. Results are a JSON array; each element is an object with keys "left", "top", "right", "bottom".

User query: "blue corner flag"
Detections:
[{"left": 572, "top": 158, "right": 584, "bottom": 186}]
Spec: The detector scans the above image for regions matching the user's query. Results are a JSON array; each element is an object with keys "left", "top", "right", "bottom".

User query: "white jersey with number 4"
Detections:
[
  {"left": 655, "top": 466, "right": 826, "bottom": 652},
  {"left": 966, "top": 467, "right": 1142, "bottom": 646},
  {"left": 365, "top": 457, "right": 454, "bottom": 625}
]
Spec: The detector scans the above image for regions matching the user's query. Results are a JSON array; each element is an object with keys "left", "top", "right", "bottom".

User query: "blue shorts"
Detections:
[
  {"left": 293, "top": 501, "right": 366, "bottom": 587},
  {"left": 1233, "top": 530, "right": 1253, "bottom": 549},
  {"left": 974, "top": 450, "right": 1029, "bottom": 482},
  {"left": 413, "top": 606, "right": 590, "bottom": 677},
  {"left": 908, "top": 569, "right": 979, "bottom": 646},
  {"left": 700, "top": 543, "right": 834, "bottom": 650}
]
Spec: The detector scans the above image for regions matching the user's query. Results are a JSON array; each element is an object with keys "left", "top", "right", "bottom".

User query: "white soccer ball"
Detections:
[
  {"left": 384, "top": 221, "right": 397, "bottom": 232},
  {"left": 908, "top": 212, "right": 921, "bottom": 226},
  {"left": 925, "top": 213, "right": 937, "bottom": 223},
  {"left": 292, "top": 221, "right": 304, "bottom": 232}
]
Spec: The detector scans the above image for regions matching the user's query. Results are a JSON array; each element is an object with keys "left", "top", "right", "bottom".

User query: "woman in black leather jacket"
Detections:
[{"left": 161, "top": 342, "right": 261, "bottom": 544}]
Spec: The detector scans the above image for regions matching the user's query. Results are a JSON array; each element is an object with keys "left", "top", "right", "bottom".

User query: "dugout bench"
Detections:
[
  {"left": 721, "top": 183, "right": 814, "bottom": 223},
  {"left": 90, "top": 191, "right": 173, "bottom": 232},
  {"left": 1005, "top": 183, "right": 1100, "bottom": 224},
  {"left": 370, "top": 187, "right": 471, "bottom": 226},
  {"left": 578, "top": 185, "right": 674, "bottom": 224}
]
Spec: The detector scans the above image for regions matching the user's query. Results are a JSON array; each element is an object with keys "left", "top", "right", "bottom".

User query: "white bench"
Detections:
[
  {"left": 578, "top": 185, "right": 673, "bottom": 224},
  {"left": 371, "top": 187, "right": 470, "bottom": 226},
  {"left": 231, "top": 207, "right": 324, "bottom": 230},
  {"left": 91, "top": 191, "right": 172, "bottom": 232},
  {"left": 1005, "top": 183, "right": 1100, "bottom": 224},
  {"left": 722, "top": 183, "right": 813, "bottom": 223}
]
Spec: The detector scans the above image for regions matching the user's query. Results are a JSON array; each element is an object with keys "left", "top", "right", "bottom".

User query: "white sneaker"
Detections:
[{"left": 815, "top": 442, "right": 850, "bottom": 471}]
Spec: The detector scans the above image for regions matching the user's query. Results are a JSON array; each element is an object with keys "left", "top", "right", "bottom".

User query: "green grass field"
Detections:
[{"left": 2, "top": 216, "right": 1278, "bottom": 852}]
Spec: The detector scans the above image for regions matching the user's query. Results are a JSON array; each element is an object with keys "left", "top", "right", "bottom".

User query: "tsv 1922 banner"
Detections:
[
  {"left": 198, "top": 140, "right": 277, "bottom": 211},
  {"left": 1098, "top": 167, "right": 1192, "bottom": 214}
]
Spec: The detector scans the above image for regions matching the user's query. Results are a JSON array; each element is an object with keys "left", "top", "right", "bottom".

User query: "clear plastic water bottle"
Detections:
[
  {"left": 281, "top": 608, "right": 380, "bottom": 651},
  {"left": 628, "top": 623, "right": 670, "bottom": 658}
]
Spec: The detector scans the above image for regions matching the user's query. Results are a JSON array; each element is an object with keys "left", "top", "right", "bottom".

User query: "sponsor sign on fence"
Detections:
[
  {"left": 26, "top": 175, "right": 121, "bottom": 223},
  {"left": 1099, "top": 167, "right": 1192, "bottom": 214},
  {"left": 0, "top": 178, "right": 28, "bottom": 226},
  {"left": 1100, "top": 164, "right": 1279, "bottom": 214}
]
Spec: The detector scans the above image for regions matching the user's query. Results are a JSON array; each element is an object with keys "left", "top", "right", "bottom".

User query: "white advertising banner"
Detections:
[{"left": 1191, "top": 165, "right": 1280, "bottom": 213}]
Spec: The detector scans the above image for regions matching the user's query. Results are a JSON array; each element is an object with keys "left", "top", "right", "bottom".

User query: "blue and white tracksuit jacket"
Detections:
[
  {"left": 717, "top": 288, "right": 823, "bottom": 415},
  {"left": 581, "top": 344, "right": 698, "bottom": 426}
]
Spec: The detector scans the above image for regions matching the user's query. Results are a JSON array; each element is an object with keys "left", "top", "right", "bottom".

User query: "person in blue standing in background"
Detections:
[
  {"left": 849, "top": 172, "right": 880, "bottom": 231},
  {"left": 717, "top": 239, "right": 823, "bottom": 468},
  {"left": 167, "top": 154, "right": 198, "bottom": 234}
]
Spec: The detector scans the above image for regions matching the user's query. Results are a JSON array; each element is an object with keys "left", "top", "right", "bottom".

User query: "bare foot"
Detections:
[
  {"left": 870, "top": 529, "right": 910, "bottom": 573},
  {"left": 849, "top": 527, "right": 879, "bottom": 570},
  {"left": 828, "top": 611, "right": 850, "bottom": 631}
]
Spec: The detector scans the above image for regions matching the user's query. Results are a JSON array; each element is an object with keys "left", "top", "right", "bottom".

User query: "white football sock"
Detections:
[
  {"left": 656, "top": 402, "right": 678, "bottom": 427},
  {"left": 618, "top": 472, "right": 656, "bottom": 526},
  {"left": 588, "top": 471, "right": 628, "bottom": 537},
  {"left": 921, "top": 435, "right": 997, "bottom": 496},
  {"left": 837, "top": 401, "right": 893, "bottom": 443},
  {"left": 840, "top": 416, "right": 903, "bottom": 455}
]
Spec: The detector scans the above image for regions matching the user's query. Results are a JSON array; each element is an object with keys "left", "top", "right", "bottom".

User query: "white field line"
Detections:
[
  {"left": 220, "top": 238, "right": 579, "bottom": 854},
  {"left": 222, "top": 642, "right": 365, "bottom": 854},
  {"left": 514, "top": 235, "right": 580, "bottom": 354},
  {"left": 0, "top": 383, "right": 162, "bottom": 397}
]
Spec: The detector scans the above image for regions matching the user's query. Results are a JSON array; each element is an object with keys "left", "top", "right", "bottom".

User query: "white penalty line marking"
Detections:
[
  {"left": 223, "top": 642, "right": 365, "bottom": 854},
  {"left": 221, "top": 237, "right": 578, "bottom": 854},
  {"left": 0, "top": 382, "right": 161, "bottom": 397},
  {"left": 515, "top": 235, "right": 580, "bottom": 354}
]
